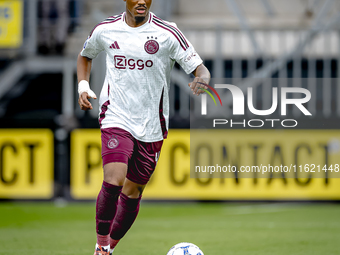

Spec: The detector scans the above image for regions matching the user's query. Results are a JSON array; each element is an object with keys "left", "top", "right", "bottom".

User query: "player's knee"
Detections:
[
  {"left": 126, "top": 186, "right": 144, "bottom": 198},
  {"left": 103, "top": 175, "right": 125, "bottom": 186},
  {"left": 122, "top": 182, "right": 145, "bottom": 198},
  {"left": 103, "top": 162, "right": 127, "bottom": 186}
]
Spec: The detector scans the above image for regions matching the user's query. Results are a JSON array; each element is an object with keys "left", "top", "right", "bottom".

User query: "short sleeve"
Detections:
[
  {"left": 80, "top": 25, "right": 105, "bottom": 59},
  {"left": 168, "top": 23, "right": 203, "bottom": 74}
]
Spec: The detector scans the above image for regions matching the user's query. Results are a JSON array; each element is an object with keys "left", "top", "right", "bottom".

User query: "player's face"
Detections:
[{"left": 124, "top": 0, "right": 152, "bottom": 25}]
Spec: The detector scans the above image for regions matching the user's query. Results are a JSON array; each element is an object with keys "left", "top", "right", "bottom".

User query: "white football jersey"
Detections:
[{"left": 81, "top": 12, "right": 203, "bottom": 142}]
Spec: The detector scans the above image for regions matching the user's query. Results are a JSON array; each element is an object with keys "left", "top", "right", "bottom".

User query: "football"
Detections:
[{"left": 166, "top": 242, "right": 204, "bottom": 255}]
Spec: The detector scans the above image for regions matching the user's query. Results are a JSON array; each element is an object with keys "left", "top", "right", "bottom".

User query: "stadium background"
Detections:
[{"left": 0, "top": 1, "right": 340, "bottom": 254}]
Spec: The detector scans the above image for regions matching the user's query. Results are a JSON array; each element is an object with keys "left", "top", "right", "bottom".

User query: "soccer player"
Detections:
[{"left": 77, "top": 0, "right": 210, "bottom": 254}]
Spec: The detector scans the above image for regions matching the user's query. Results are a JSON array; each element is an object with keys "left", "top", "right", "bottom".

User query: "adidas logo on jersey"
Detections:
[{"left": 109, "top": 41, "right": 120, "bottom": 49}]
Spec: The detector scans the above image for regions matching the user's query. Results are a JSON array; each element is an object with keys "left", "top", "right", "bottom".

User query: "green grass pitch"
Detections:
[{"left": 0, "top": 202, "right": 339, "bottom": 254}]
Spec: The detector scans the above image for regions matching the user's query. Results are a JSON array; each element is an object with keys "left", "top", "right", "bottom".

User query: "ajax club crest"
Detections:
[
  {"left": 144, "top": 36, "right": 159, "bottom": 54},
  {"left": 107, "top": 136, "right": 119, "bottom": 149}
]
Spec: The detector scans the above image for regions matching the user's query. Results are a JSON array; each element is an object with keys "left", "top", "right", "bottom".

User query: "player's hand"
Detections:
[
  {"left": 78, "top": 92, "right": 97, "bottom": 110},
  {"left": 188, "top": 77, "right": 208, "bottom": 96}
]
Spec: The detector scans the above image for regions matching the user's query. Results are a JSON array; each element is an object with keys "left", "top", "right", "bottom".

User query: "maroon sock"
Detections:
[
  {"left": 110, "top": 193, "right": 141, "bottom": 240},
  {"left": 96, "top": 181, "right": 122, "bottom": 238},
  {"left": 97, "top": 234, "right": 109, "bottom": 247},
  {"left": 109, "top": 238, "right": 120, "bottom": 251}
]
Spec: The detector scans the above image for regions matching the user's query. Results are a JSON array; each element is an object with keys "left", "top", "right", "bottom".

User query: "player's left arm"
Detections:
[{"left": 189, "top": 63, "right": 211, "bottom": 96}]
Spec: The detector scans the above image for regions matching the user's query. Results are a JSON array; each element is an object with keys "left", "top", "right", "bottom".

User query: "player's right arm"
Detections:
[
  {"left": 77, "top": 53, "right": 96, "bottom": 111},
  {"left": 76, "top": 24, "right": 104, "bottom": 111}
]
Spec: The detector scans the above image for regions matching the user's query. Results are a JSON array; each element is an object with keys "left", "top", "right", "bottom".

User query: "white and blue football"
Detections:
[{"left": 167, "top": 242, "right": 204, "bottom": 255}]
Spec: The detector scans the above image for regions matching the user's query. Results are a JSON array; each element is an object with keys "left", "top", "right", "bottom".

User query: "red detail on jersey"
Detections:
[
  {"left": 114, "top": 55, "right": 127, "bottom": 69},
  {"left": 110, "top": 41, "right": 120, "bottom": 49},
  {"left": 152, "top": 21, "right": 186, "bottom": 51},
  {"left": 114, "top": 41, "right": 120, "bottom": 49},
  {"left": 145, "top": 60, "right": 153, "bottom": 68},
  {"left": 159, "top": 87, "right": 168, "bottom": 139},
  {"left": 137, "top": 60, "right": 144, "bottom": 70},
  {"left": 114, "top": 55, "right": 153, "bottom": 70},
  {"left": 152, "top": 16, "right": 189, "bottom": 50},
  {"left": 153, "top": 16, "right": 189, "bottom": 47},
  {"left": 128, "top": 59, "right": 135, "bottom": 70},
  {"left": 89, "top": 15, "right": 122, "bottom": 38},
  {"left": 99, "top": 100, "right": 110, "bottom": 127},
  {"left": 99, "top": 84, "right": 110, "bottom": 128},
  {"left": 144, "top": 40, "right": 159, "bottom": 54}
]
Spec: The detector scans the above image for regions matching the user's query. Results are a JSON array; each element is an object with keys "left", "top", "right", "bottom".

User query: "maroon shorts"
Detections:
[{"left": 101, "top": 127, "right": 163, "bottom": 185}]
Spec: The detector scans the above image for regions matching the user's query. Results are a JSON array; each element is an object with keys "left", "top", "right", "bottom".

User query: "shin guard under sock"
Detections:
[
  {"left": 110, "top": 193, "right": 142, "bottom": 241},
  {"left": 96, "top": 181, "right": 122, "bottom": 244}
]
